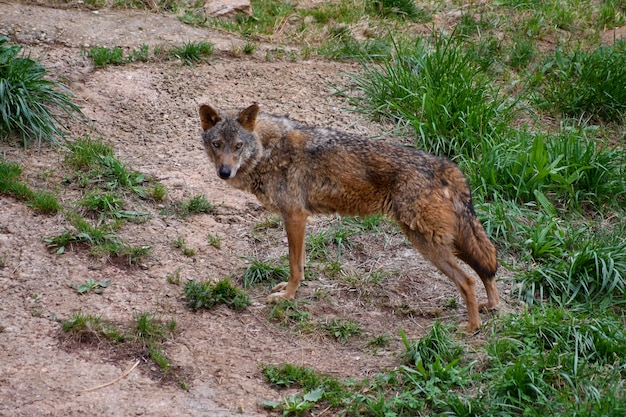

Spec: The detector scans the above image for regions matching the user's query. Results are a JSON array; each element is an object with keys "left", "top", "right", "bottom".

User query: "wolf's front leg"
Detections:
[{"left": 267, "top": 207, "right": 308, "bottom": 303}]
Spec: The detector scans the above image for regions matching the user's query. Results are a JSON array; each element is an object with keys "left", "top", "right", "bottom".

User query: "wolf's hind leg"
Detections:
[
  {"left": 401, "top": 226, "right": 481, "bottom": 331},
  {"left": 478, "top": 275, "right": 499, "bottom": 312}
]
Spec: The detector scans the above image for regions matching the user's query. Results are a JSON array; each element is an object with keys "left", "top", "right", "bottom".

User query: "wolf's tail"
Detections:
[{"left": 455, "top": 203, "right": 498, "bottom": 280}]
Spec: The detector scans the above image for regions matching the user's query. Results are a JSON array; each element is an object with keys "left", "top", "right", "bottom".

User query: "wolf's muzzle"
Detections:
[{"left": 218, "top": 166, "right": 232, "bottom": 179}]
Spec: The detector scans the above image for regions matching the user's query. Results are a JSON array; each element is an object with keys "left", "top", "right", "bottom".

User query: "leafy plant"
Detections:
[{"left": 73, "top": 278, "right": 111, "bottom": 294}]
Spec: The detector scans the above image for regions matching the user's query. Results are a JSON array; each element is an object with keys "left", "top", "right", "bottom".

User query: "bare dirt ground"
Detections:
[{"left": 0, "top": 3, "right": 512, "bottom": 416}]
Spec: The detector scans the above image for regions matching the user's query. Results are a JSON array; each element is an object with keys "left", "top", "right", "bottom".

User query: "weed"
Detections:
[
  {"left": 0, "top": 253, "right": 7, "bottom": 268},
  {"left": 73, "top": 278, "right": 111, "bottom": 294},
  {"left": 182, "top": 247, "right": 196, "bottom": 257},
  {"left": 367, "top": 334, "right": 391, "bottom": 348},
  {"left": 29, "top": 190, "right": 61, "bottom": 214},
  {"left": 207, "top": 233, "right": 222, "bottom": 249},
  {"left": 254, "top": 214, "right": 282, "bottom": 231},
  {"left": 172, "top": 236, "right": 185, "bottom": 248},
  {"left": 148, "top": 182, "right": 168, "bottom": 201},
  {"left": 366, "top": 0, "right": 430, "bottom": 21},
  {"left": 268, "top": 299, "right": 310, "bottom": 326},
  {"left": 242, "top": 258, "right": 289, "bottom": 288},
  {"left": 400, "top": 322, "right": 463, "bottom": 366},
  {"left": 65, "top": 136, "right": 114, "bottom": 171},
  {"left": 323, "top": 318, "right": 361, "bottom": 344},
  {"left": 89, "top": 46, "right": 126, "bottom": 67},
  {"left": 166, "top": 269, "right": 182, "bottom": 285},
  {"left": 134, "top": 312, "right": 176, "bottom": 343},
  {"left": 169, "top": 41, "right": 214, "bottom": 65},
  {"left": 184, "top": 278, "right": 250, "bottom": 311},
  {"left": 62, "top": 312, "right": 125, "bottom": 344},
  {"left": 149, "top": 346, "right": 171, "bottom": 371},
  {"left": 0, "top": 161, "right": 60, "bottom": 214}
]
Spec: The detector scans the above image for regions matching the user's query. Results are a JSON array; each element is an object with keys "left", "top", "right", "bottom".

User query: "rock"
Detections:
[{"left": 203, "top": 0, "right": 251, "bottom": 18}]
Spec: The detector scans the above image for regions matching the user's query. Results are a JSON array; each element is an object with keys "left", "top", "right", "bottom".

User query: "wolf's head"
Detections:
[{"left": 199, "top": 103, "right": 260, "bottom": 180}]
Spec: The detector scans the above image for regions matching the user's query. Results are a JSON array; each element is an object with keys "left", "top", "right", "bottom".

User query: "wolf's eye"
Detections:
[
  {"left": 212, "top": 141, "right": 221, "bottom": 149},
  {"left": 235, "top": 143, "right": 243, "bottom": 150}
]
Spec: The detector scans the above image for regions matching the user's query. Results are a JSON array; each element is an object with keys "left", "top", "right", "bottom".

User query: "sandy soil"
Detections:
[{"left": 0, "top": 3, "right": 508, "bottom": 416}]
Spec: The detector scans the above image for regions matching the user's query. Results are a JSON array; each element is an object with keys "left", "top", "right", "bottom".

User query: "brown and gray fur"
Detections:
[{"left": 199, "top": 103, "right": 499, "bottom": 331}]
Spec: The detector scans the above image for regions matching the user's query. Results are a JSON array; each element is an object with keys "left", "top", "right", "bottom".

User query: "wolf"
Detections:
[{"left": 198, "top": 103, "right": 499, "bottom": 331}]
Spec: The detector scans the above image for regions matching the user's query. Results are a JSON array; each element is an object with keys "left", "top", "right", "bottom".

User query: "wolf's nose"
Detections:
[{"left": 218, "top": 167, "right": 231, "bottom": 179}]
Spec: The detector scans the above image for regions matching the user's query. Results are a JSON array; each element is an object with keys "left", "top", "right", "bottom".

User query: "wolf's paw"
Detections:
[
  {"left": 271, "top": 282, "right": 289, "bottom": 293},
  {"left": 266, "top": 290, "right": 291, "bottom": 304},
  {"left": 479, "top": 303, "right": 499, "bottom": 313}
]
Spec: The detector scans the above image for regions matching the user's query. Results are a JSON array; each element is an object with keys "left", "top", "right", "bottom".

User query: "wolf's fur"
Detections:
[{"left": 199, "top": 103, "right": 499, "bottom": 331}]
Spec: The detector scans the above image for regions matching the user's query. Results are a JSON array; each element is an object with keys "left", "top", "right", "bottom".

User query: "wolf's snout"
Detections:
[{"left": 218, "top": 166, "right": 232, "bottom": 179}]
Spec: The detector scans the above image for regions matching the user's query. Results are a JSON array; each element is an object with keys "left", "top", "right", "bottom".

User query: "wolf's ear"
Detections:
[
  {"left": 238, "top": 103, "right": 259, "bottom": 132},
  {"left": 199, "top": 104, "right": 221, "bottom": 131}
]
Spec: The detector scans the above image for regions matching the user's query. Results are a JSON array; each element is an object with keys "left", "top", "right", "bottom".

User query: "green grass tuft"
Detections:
[{"left": 0, "top": 36, "right": 84, "bottom": 147}]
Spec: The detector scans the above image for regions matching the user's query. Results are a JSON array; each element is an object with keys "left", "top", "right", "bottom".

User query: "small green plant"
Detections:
[
  {"left": 186, "top": 194, "right": 214, "bottom": 213},
  {"left": 242, "top": 41, "right": 256, "bottom": 55},
  {"left": 149, "top": 346, "right": 171, "bottom": 371},
  {"left": 207, "top": 233, "right": 222, "bottom": 249},
  {"left": 367, "top": 334, "right": 391, "bottom": 349},
  {"left": 184, "top": 278, "right": 251, "bottom": 311},
  {"left": 0, "top": 161, "right": 60, "bottom": 214},
  {"left": 166, "top": 269, "right": 182, "bottom": 285},
  {"left": 88, "top": 44, "right": 151, "bottom": 67},
  {"left": 169, "top": 41, "right": 214, "bottom": 65},
  {"left": 65, "top": 136, "right": 114, "bottom": 171},
  {"left": 134, "top": 312, "right": 176, "bottom": 343},
  {"left": 172, "top": 236, "right": 185, "bottom": 248},
  {"left": 323, "top": 318, "right": 361, "bottom": 344},
  {"left": 62, "top": 312, "right": 125, "bottom": 343},
  {"left": 400, "top": 322, "right": 463, "bottom": 366},
  {"left": 242, "top": 258, "right": 289, "bottom": 288},
  {"left": 0, "top": 36, "right": 84, "bottom": 147},
  {"left": 148, "top": 182, "right": 168, "bottom": 201},
  {"left": 72, "top": 278, "right": 111, "bottom": 294},
  {"left": 268, "top": 299, "right": 310, "bottom": 326},
  {"left": 78, "top": 191, "right": 123, "bottom": 213},
  {"left": 182, "top": 247, "right": 196, "bottom": 257},
  {"left": 29, "top": 190, "right": 61, "bottom": 214},
  {"left": 89, "top": 46, "right": 126, "bottom": 67},
  {"left": 0, "top": 252, "right": 7, "bottom": 268},
  {"left": 171, "top": 194, "right": 216, "bottom": 217},
  {"left": 254, "top": 214, "right": 282, "bottom": 231}
]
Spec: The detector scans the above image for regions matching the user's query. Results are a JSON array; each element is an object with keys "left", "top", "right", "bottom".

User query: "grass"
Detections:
[
  {"left": 263, "top": 313, "right": 626, "bottom": 415},
  {"left": 62, "top": 310, "right": 178, "bottom": 376},
  {"left": 0, "top": 161, "right": 61, "bottom": 214},
  {"left": 168, "top": 194, "right": 216, "bottom": 217},
  {"left": 242, "top": 257, "right": 289, "bottom": 288},
  {"left": 533, "top": 42, "right": 626, "bottom": 123},
  {"left": 342, "top": 33, "right": 514, "bottom": 160},
  {"left": 169, "top": 41, "right": 215, "bottom": 65},
  {"left": 0, "top": 36, "right": 84, "bottom": 147},
  {"left": 184, "top": 278, "right": 251, "bottom": 311}
]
